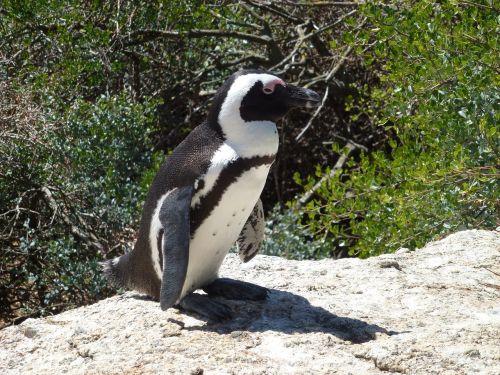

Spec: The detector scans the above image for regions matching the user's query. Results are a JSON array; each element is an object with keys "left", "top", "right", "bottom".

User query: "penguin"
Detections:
[{"left": 103, "top": 69, "right": 320, "bottom": 321}]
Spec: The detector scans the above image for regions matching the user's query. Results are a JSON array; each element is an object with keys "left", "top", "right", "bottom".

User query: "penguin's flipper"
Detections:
[
  {"left": 158, "top": 186, "right": 193, "bottom": 311},
  {"left": 237, "top": 198, "right": 265, "bottom": 262}
]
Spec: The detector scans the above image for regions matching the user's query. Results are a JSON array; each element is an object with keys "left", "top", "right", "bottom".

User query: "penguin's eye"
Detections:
[{"left": 262, "top": 78, "right": 286, "bottom": 95}]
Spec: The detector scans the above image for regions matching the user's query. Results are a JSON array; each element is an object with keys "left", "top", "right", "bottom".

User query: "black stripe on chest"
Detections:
[{"left": 190, "top": 154, "right": 275, "bottom": 236}]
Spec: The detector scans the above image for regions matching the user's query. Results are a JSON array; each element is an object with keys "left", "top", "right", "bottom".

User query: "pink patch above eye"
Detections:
[{"left": 263, "top": 78, "right": 286, "bottom": 94}]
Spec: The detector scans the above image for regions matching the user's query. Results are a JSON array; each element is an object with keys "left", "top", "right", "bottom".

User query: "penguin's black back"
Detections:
[{"left": 141, "top": 121, "right": 224, "bottom": 235}]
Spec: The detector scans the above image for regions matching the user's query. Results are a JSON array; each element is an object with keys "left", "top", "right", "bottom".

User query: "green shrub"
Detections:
[
  {"left": 262, "top": 205, "right": 335, "bottom": 260},
  {"left": 297, "top": 0, "right": 498, "bottom": 257},
  {"left": 0, "top": 87, "right": 159, "bottom": 325}
]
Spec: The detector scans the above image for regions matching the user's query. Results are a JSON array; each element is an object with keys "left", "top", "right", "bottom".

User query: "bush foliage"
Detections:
[
  {"left": 292, "top": 1, "right": 498, "bottom": 258},
  {"left": 0, "top": 84, "right": 158, "bottom": 324},
  {"left": 1, "top": 1, "right": 497, "bottom": 326}
]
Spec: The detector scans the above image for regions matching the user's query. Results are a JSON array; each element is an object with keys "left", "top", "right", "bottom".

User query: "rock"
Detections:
[
  {"left": 0, "top": 230, "right": 499, "bottom": 374},
  {"left": 395, "top": 247, "right": 411, "bottom": 254}
]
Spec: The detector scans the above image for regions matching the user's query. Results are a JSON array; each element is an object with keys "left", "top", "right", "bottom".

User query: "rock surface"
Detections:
[{"left": 1, "top": 230, "right": 499, "bottom": 375}]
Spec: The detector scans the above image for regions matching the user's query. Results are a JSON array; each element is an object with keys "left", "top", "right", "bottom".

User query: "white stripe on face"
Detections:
[{"left": 218, "top": 74, "right": 279, "bottom": 158}]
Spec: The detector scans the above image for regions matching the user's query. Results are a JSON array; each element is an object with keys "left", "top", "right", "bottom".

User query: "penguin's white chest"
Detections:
[{"left": 181, "top": 163, "right": 271, "bottom": 297}]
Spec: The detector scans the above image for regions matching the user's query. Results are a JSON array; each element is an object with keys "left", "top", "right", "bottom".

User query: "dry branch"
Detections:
[
  {"left": 295, "top": 142, "right": 357, "bottom": 208},
  {"left": 295, "top": 86, "right": 330, "bottom": 141},
  {"left": 126, "top": 28, "right": 274, "bottom": 46},
  {"left": 40, "top": 187, "right": 105, "bottom": 253},
  {"left": 281, "top": 1, "right": 363, "bottom": 6}
]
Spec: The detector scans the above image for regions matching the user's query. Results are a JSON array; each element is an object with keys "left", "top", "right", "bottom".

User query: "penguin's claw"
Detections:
[
  {"left": 203, "top": 278, "right": 268, "bottom": 301},
  {"left": 179, "top": 293, "right": 232, "bottom": 322}
]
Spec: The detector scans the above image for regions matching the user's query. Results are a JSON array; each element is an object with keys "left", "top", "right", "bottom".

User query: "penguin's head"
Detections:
[{"left": 209, "top": 70, "right": 321, "bottom": 127}]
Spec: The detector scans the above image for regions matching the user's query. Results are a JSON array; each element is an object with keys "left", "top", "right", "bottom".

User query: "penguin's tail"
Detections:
[
  {"left": 101, "top": 253, "right": 130, "bottom": 289},
  {"left": 101, "top": 253, "right": 160, "bottom": 299}
]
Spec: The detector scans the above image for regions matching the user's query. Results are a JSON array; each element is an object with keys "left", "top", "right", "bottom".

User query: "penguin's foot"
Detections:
[
  {"left": 179, "top": 293, "right": 232, "bottom": 322},
  {"left": 202, "top": 278, "right": 268, "bottom": 301}
]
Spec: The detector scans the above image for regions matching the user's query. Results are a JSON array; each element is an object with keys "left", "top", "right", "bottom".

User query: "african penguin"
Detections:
[{"left": 103, "top": 69, "right": 320, "bottom": 321}]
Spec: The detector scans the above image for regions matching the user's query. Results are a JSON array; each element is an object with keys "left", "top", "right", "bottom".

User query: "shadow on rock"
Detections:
[{"left": 181, "top": 288, "right": 399, "bottom": 343}]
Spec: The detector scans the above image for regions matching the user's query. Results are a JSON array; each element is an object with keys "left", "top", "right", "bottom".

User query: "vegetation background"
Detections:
[{"left": 1, "top": 0, "right": 498, "bottom": 327}]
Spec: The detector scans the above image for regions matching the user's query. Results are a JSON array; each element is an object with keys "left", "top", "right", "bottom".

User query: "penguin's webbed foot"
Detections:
[
  {"left": 203, "top": 278, "right": 268, "bottom": 301},
  {"left": 179, "top": 293, "right": 232, "bottom": 323}
]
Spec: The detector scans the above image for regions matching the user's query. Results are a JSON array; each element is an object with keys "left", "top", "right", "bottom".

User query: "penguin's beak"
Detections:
[{"left": 284, "top": 84, "right": 321, "bottom": 108}]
